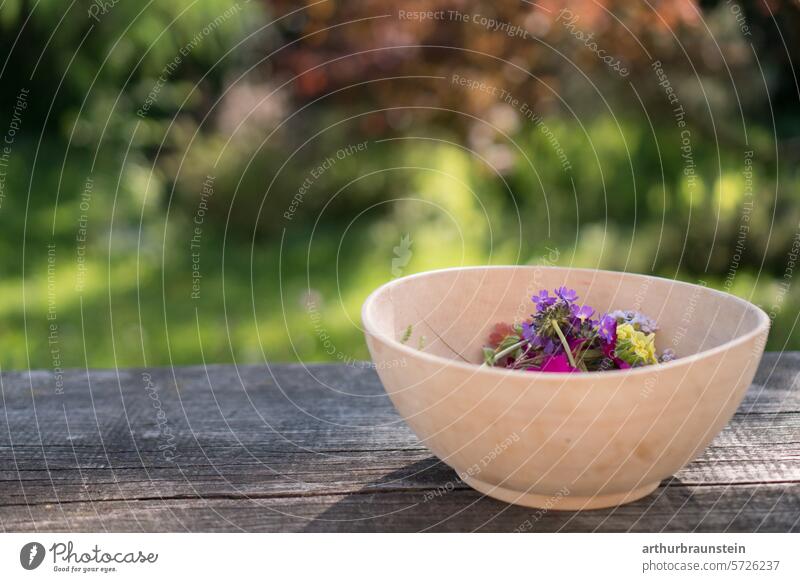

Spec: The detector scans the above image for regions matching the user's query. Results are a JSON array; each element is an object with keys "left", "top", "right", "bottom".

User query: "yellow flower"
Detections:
[
  {"left": 632, "top": 331, "right": 657, "bottom": 365},
  {"left": 615, "top": 323, "right": 658, "bottom": 365},
  {"left": 616, "top": 323, "right": 635, "bottom": 342}
]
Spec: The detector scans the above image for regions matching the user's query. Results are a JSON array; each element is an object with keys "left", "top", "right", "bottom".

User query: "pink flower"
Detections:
[{"left": 538, "top": 353, "right": 578, "bottom": 373}]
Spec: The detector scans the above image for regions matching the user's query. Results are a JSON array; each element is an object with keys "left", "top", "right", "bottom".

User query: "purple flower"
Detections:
[
  {"left": 521, "top": 322, "right": 536, "bottom": 342},
  {"left": 554, "top": 286, "right": 578, "bottom": 303},
  {"left": 528, "top": 333, "right": 556, "bottom": 354},
  {"left": 598, "top": 314, "right": 617, "bottom": 343},
  {"left": 570, "top": 304, "right": 594, "bottom": 321},
  {"left": 531, "top": 289, "right": 556, "bottom": 311}
]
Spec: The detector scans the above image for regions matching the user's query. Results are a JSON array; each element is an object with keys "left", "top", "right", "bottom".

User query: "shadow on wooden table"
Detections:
[{"left": 301, "top": 458, "right": 689, "bottom": 532}]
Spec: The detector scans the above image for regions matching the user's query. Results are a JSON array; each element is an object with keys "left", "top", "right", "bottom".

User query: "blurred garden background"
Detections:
[{"left": 0, "top": 0, "right": 799, "bottom": 370}]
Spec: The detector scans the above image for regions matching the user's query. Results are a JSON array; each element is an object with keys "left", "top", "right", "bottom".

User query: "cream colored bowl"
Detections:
[{"left": 362, "top": 266, "right": 769, "bottom": 510}]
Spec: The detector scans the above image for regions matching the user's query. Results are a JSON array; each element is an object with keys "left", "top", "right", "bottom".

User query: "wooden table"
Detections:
[{"left": 1, "top": 353, "right": 798, "bottom": 532}]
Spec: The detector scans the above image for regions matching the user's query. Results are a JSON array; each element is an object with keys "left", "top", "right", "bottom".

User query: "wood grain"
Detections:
[{"left": 0, "top": 353, "right": 798, "bottom": 532}]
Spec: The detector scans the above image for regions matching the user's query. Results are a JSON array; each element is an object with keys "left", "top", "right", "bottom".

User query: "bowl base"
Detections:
[{"left": 462, "top": 476, "right": 660, "bottom": 510}]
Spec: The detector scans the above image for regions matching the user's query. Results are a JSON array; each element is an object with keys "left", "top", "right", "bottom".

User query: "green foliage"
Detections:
[{"left": 0, "top": 1, "right": 798, "bottom": 371}]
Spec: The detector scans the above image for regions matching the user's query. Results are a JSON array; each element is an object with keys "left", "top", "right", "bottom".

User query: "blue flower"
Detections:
[
  {"left": 609, "top": 309, "right": 658, "bottom": 334},
  {"left": 608, "top": 309, "right": 630, "bottom": 321},
  {"left": 630, "top": 313, "right": 658, "bottom": 334}
]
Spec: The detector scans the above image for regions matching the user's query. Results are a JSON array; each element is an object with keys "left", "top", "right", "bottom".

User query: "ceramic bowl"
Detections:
[{"left": 361, "top": 266, "right": 769, "bottom": 510}]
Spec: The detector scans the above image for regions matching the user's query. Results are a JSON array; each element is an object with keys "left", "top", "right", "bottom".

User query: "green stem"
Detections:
[
  {"left": 493, "top": 339, "right": 527, "bottom": 363},
  {"left": 551, "top": 320, "right": 578, "bottom": 369}
]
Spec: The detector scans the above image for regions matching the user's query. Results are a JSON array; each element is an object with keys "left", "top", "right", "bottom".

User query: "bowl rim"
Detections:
[{"left": 361, "top": 265, "right": 771, "bottom": 380}]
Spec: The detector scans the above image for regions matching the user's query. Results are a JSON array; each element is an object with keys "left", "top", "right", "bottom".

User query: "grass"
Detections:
[{"left": 1, "top": 222, "right": 796, "bottom": 373}]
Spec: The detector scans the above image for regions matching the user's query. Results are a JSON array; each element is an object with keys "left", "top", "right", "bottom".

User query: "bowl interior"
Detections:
[{"left": 364, "top": 267, "right": 765, "bottom": 365}]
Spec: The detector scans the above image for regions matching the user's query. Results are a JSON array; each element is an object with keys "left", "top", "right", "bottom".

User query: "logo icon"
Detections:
[{"left": 20, "top": 542, "right": 45, "bottom": 570}]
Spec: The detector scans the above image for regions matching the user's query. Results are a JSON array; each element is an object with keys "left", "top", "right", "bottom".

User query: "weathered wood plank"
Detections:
[
  {"left": 0, "top": 483, "right": 797, "bottom": 533},
  {"left": 0, "top": 352, "right": 798, "bottom": 532},
  {"left": 0, "top": 419, "right": 798, "bottom": 507}
]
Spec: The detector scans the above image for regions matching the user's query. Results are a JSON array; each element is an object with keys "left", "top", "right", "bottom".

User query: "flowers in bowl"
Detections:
[{"left": 483, "top": 287, "right": 675, "bottom": 373}]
